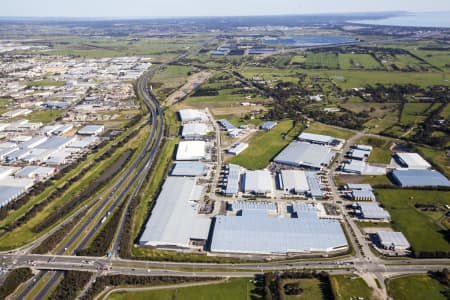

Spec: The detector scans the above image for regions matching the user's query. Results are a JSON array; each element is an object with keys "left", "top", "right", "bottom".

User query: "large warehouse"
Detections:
[
  {"left": 181, "top": 123, "right": 210, "bottom": 139},
  {"left": 297, "top": 132, "right": 339, "bottom": 146},
  {"left": 374, "top": 231, "right": 410, "bottom": 250},
  {"left": 243, "top": 170, "right": 273, "bottom": 196},
  {"left": 273, "top": 142, "right": 334, "bottom": 169},
  {"left": 394, "top": 152, "right": 431, "bottom": 169},
  {"left": 210, "top": 202, "right": 348, "bottom": 255},
  {"left": 356, "top": 202, "right": 390, "bottom": 221},
  {"left": 170, "top": 161, "right": 208, "bottom": 177},
  {"left": 178, "top": 109, "right": 207, "bottom": 122},
  {"left": 391, "top": 169, "right": 450, "bottom": 187},
  {"left": 176, "top": 141, "right": 207, "bottom": 161},
  {"left": 139, "top": 177, "right": 211, "bottom": 249},
  {"left": 278, "top": 170, "right": 309, "bottom": 194}
]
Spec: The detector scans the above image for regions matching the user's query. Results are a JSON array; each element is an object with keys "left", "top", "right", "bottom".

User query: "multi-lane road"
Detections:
[{"left": 8, "top": 68, "right": 166, "bottom": 300}]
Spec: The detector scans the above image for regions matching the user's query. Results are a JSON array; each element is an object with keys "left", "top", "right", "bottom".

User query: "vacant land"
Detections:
[
  {"left": 375, "top": 189, "right": 450, "bottom": 254},
  {"left": 24, "top": 80, "right": 65, "bottom": 87},
  {"left": 339, "top": 53, "right": 381, "bottom": 70},
  {"left": 400, "top": 103, "right": 434, "bottom": 125},
  {"left": 416, "top": 146, "right": 450, "bottom": 178},
  {"left": 304, "top": 52, "right": 339, "bottom": 69},
  {"left": 152, "top": 65, "right": 194, "bottom": 99},
  {"left": 229, "top": 120, "right": 301, "bottom": 169},
  {"left": 23, "top": 109, "right": 64, "bottom": 124},
  {"left": 107, "top": 278, "right": 257, "bottom": 300},
  {"left": 283, "top": 278, "right": 332, "bottom": 300},
  {"left": 387, "top": 275, "right": 447, "bottom": 300},
  {"left": 330, "top": 275, "right": 373, "bottom": 300},
  {"left": 304, "top": 122, "right": 355, "bottom": 140}
]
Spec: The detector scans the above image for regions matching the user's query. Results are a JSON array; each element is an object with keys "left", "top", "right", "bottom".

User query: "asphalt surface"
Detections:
[{"left": 12, "top": 69, "right": 165, "bottom": 300}]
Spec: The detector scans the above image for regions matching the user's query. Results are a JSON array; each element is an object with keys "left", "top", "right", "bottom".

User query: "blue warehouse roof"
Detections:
[{"left": 392, "top": 169, "right": 450, "bottom": 187}]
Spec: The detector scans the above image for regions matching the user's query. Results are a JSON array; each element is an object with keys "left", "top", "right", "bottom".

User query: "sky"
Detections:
[{"left": 2, "top": 0, "right": 450, "bottom": 18}]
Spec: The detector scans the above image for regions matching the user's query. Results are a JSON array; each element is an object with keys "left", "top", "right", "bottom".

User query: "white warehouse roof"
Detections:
[
  {"left": 279, "top": 170, "right": 309, "bottom": 194},
  {"left": 244, "top": 170, "right": 272, "bottom": 195},
  {"left": 178, "top": 109, "right": 207, "bottom": 122},
  {"left": 274, "top": 142, "right": 333, "bottom": 169},
  {"left": 394, "top": 152, "right": 431, "bottom": 169},
  {"left": 376, "top": 231, "right": 410, "bottom": 249},
  {"left": 182, "top": 123, "right": 210, "bottom": 137},
  {"left": 297, "top": 132, "right": 338, "bottom": 145},
  {"left": 176, "top": 141, "right": 207, "bottom": 161},
  {"left": 139, "top": 177, "right": 211, "bottom": 248}
]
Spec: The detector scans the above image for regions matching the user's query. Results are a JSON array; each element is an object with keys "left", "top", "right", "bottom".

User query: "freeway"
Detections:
[{"left": 12, "top": 68, "right": 166, "bottom": 300}]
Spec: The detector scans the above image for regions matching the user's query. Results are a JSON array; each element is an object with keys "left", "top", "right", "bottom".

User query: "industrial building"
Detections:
[
  {"left": 223, "top": 164, "right": 241, "bottom": 197},
  {"left": 347, "top": 148, "right": 371, "bottom": 160},
  {"left": 374, "top": 231, "right": 410, "bottom": 250},
  {"left": 340, "top": 160, "right": 386, "bottom": 175},
  {"left": 181, "top": 123, "right": 210, "bottom": 139},
  {"left": 178, "top": 109, "right": 207, "bottom": 122},
  {"left": 297, "top": 132, "right": 340, "bottom": 146},
  {"left": 260, "top": 121, "right": 277, "bottom": 131},
  {"left": 391, "top": 169, "right": 450, "bottom": 187},
  {"left": 243, "top": 170, "right": 273, "bottom": 196},
  {"left": 394, "top": 152, "right": 431, "bottom": 169},
  {"left": 352, "top": 190, "right": 376, "bottom": 201},
  {"left": 171, "top": 161, "right": 208, "bottom": 177},
  {"left": 346, "top": 184, "right": 373, "bottom": 191},
  {"left": 210, "top": 202, "right": 348, "bottom": 255},
  {"left": 14, "top": 166, "right": 57, "bottom": 180},
  {"left": 278, "top": 170, "right": 309, "bottom": 194},
  {"left": 274, "top": 142, "right": 334, "bottom": 169},
  {"left": 77, "top": 125, "right": 105, "bottom": 136},
  {"left": 176, "top": 141, "right": 207, "bottom": 161},
  {"left": 227, "top": 143, "right": 248, "bottom": 156},
  {"left": 355, "top": 202, "right": 390, "bottom": 221},
  {"left": 0, "top": 186, "right": 26, "bottom": 207},
  {"left": 139, "top": 177, "right": 211, "bottom": 249},
  {"left": 218, "top": 119, "right": 236, "bottom": 132}
]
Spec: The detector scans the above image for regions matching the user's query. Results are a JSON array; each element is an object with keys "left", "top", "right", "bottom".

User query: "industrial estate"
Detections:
[{"left": 0, "top": 10, "right": 449, "bottom": 300}]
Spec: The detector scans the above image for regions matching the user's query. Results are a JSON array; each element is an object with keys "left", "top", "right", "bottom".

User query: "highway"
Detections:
[{"left": 11, "top": 68, "right": 166, "bottom": 300}]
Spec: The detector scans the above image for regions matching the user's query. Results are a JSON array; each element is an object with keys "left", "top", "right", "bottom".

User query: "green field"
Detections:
[
  {"left": 284, "top": 278, "right": 331, "bottom": 300},
  {"left": 229, "top": 120, "right": 301, "bottom": 169},
  {"left": 152, "top": 65, "right": 194, "bottom": 98},
  {"left": 388, "top": 275, "right": 448, "bottom": 300},
  {"left": 339, "top": 53, "right": 381, "bottom": 70},
  {"left": 301, "top": 70, "right": 450, "bottom": 90},
  {"left": 24, "top": 80, "right": 65, "bottom": 87},
  {"left": 304, "top": 122, "right": 355, "bottom": 140},
  {"left": 400, "top": 103, "right": 434, "bottom": 125},
  {"left": 24, "top": 109, "right": 64, "bottom": 124},
  {"left": 0, "top": 98, "right": 10, "bottom": 108},
  {"left": 304, "top": 52, "right": 339, "bottom": 69},
  {"left": 330, "top": 275, "right": 373, "bottom": 300},
  {"left": 354, "top": 136, "right": 393, "bottom": 164},
  {"left": 107, "top": 278, "right": 257, "bottom": 300},
  {"left": 375, "top": 189, "right": 450, "bottom": 254},
  {"left": 416, "top": 146, "right": 450, "bottom": 177}
]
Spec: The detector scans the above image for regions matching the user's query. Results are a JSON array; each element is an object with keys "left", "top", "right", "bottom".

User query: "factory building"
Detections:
[
  {"left": 227, "top": 143, "right": 248, "bottom": 156},
  {"left": 278, "top": 170, "right": 309, "bottom": 194},
  {"left": 274, "top": 142, "right": 334, "bottom": 169},
  {"left": 391, "top": 169, "right": 450, "bottom": 188},
  {"left": 243, "top": 170, "right": 273, "bottom": 196},
  {"left": 171, "top": 161, "right": 208, "bottom": 177},
  {"left": 210, "top": 202, "right": 348, "bottom": 255},
  {"left": 297, "top": 132, "right": 340, "bottom": 146},
  {"left": 340, "top": 160, "right": 386, "bottom": 175},
  {"left": 355, "top": 202, "right": 390, "bottom": 221},
  {"left": 139, "top": 177, "right": 211, "bottom": 249},
  {"left": 77, "top": 125, "right": 105, "bottom": 136},
  {"left": 176, "top": 141, "right": 207, "bottom": 161},
  {"left": 223, "top": 164, "right": 241, "bottom": 197},
  {"left": 394, "top": 152, "right": 431, "bottom": 169},
  {"left": 218, "top": 119, "right": 236, "bottom": 132},
  {"left": 260, "top": 121, "right": 277, "bottom": 131},
  {"left": 181, "top": 123, "right": 210, "bottom": 139},
  {"left": 178, "top": 109, "right": 208, "bottom": 122},
  {"left": 352, "top": 190, "right": 376, "bottom": 201},
  {"left": 374, "top": 231, "right": 410, "bottom": 250}
]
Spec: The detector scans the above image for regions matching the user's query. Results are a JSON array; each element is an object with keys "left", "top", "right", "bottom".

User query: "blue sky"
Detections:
[{"left": 3, "top": 0, "right": 450, "bottom": 17}]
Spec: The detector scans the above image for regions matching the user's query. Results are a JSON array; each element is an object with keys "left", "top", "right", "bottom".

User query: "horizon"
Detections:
[{"left": 3, "top": 0, "right": 450, "bottom": 18}]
